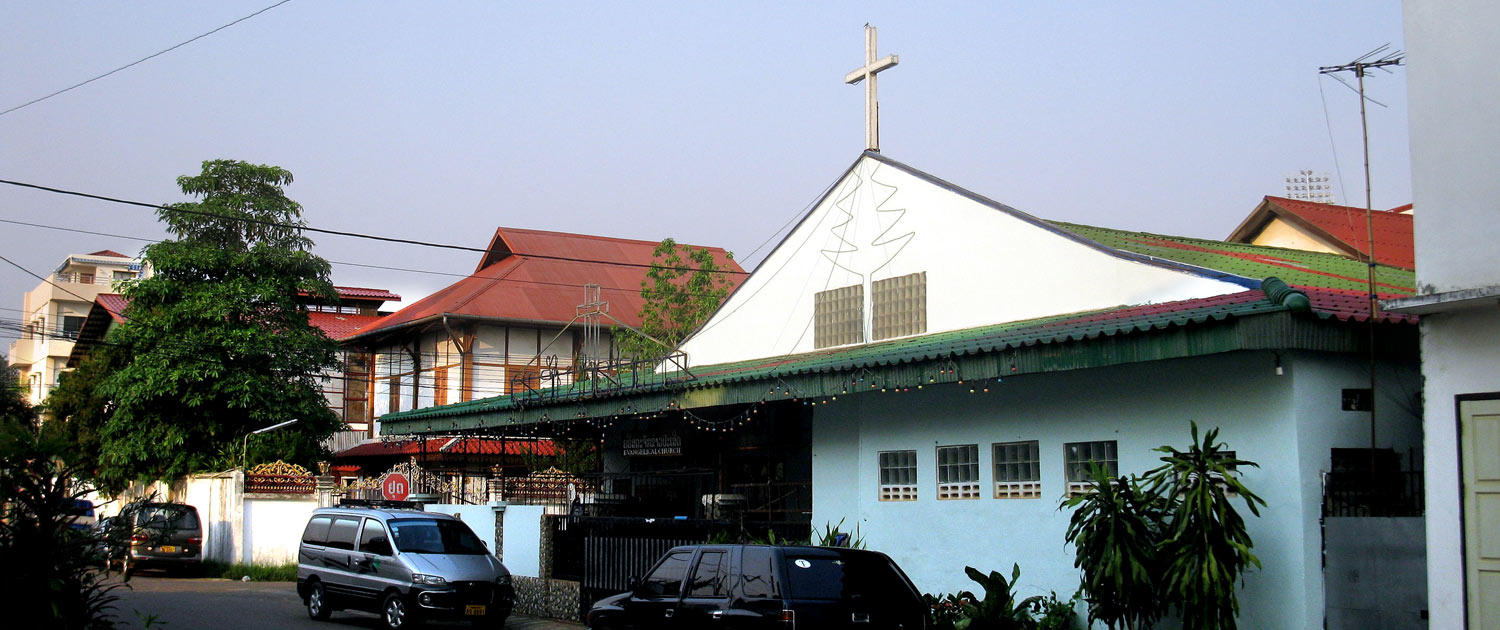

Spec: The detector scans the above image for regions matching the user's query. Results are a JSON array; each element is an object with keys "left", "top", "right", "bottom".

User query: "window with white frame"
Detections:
[
  {"left": 993, "top": 440, "right": 1041, "bottom": 499},
  {"left": 878, "top": 450, "right": 917, "bottom": 501},
  {"left": 937, "top": 444, "right": 980, "bottom": 500},
  {"left": 1064, "top": 440, "right": 1118, "bottom": 497}
]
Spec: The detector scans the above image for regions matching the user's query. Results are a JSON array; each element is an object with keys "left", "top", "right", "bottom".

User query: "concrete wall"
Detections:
[
  {"left": 1325, "top": 517, "right": 1427, "bottom": 629},
  {"left": 242, "top": 495, "right": 317, "bottom": 565},
  {"left": 503, "top": 505, "right": 546, "bottom": 578},
  {"left": 431, "top": 503, "right": 502, "bottom": 554},
  {"left": 1404, "top": 2, "right": 1500, "bottom": 626},
  {"left": 811, "top": 351, "right": 1421, "bottom": 629}
]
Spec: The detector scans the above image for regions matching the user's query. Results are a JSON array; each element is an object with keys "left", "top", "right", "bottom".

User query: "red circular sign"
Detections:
[{"left": 381, "top": 473, "right": 410, "bottom": 501}]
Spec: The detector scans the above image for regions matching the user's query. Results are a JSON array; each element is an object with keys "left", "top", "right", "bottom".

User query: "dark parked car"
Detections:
[
  {"left": 109, "top": 502, "right": 203, "bottom": 576},
  {"left": 586, "top": 544, "right": 928, "bottom": 629}
]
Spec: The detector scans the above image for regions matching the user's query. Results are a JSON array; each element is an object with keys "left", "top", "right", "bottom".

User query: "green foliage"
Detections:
[
  {"left": 198, "top": 561, "right": 298, "bottom": 581},
  {"left": 1061, "top": 467, "right": 1167, "bottom": 629},
  {"left": 521, "top": 437, "right": 600, "bottom": 476},
  {"left": 614, "top": 238, "right": 734, "bottom": 359},
  {"left": 1, "top": 366, "right": 35, "bottom": 428},
  {"left": 810, "top": 517, "right": 865, "bottom": 548},
  {"left": 43, "top": 349, "right": 127, "bottom": 478},
  {"left": 1034, "top": 590, "right": 1083, "bottom": 630},
  {"left": 925, "top": 592, "right": 969, "bottom": 630},
  {"left": 1060, "top": 423, "right": 1265, "bottom": 630},
  {"left": 92, "top": 160, "right": 342, "bottom": 492},
  {"left": 0, "top": 422, "right": 123, "bottom": 629},
  {"left": 954, "top": 565, "right": 1044, "bottom": 630},
  {"left": 1146, "top": 423, "right": 1265, "bottom": 630}
]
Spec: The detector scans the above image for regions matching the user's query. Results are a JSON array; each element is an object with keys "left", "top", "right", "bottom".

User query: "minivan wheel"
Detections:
[
  {"left": 381, "top": 592, "right": 415, "bottom": 630},
  {"left": 306, "top": 581, "right": 331, "bottom": 620}
]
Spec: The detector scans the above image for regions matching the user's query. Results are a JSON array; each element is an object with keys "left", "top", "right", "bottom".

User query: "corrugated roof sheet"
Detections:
[
  {"left": 97, "top": 293, "right": 128, "bottom": 324},
  {"left": 1225, "top": 197, "right": 1414, "bottom": 269},
  {"left": 1053, "top": 221, "right": 1416, "bottom": 298}
]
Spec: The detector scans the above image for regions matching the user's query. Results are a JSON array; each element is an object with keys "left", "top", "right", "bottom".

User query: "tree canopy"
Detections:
[
  {"left": 81, "top": 160, "right": 342, "bottom": 492},
  {"left": 615, "top": 238, "right": 735, "bottom": 360}
]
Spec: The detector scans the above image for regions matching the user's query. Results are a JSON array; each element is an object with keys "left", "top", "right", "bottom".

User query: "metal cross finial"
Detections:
[{"left": 845, "top": 24, "right": 899, "bottom": 152}]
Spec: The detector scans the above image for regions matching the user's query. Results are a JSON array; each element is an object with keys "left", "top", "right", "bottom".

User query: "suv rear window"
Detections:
[
  {"left": 783, "top": 553, "right": 914, "bottom": 602},
  {"left": 137, "top": 504, "right": 199, "bottom": 530}
]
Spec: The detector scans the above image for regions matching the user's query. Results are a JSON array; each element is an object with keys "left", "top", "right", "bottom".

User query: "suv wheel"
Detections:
[
  {"left": 381, "top": 592, "right": 415, "bottom": 629},
  {"left": 306, "top": 581, "right": 331, "bottom": 620}
]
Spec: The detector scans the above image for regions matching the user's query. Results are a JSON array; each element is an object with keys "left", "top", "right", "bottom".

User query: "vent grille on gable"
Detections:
[
  {"left": 814, "top": 284, "right": 864, "bottom": 348},
  {"left": 873, "top": 272, "right": 927, "bottom": 340}
]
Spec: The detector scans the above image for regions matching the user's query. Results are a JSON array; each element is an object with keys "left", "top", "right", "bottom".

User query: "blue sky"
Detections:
[{"left": 0, "top": 2, "right": 1410, "bottom": 342}]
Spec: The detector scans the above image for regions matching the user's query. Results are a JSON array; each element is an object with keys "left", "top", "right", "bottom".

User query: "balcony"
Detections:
[{"left": 8, "top": 338, "right": 38, "bottom": 368}]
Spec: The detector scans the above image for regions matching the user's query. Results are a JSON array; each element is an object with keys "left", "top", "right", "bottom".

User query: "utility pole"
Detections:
[{"left": 1319, "top": 45, "right": 1403, "bottom": 454}]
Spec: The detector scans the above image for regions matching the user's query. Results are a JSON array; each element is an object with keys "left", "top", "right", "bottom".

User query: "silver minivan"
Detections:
[{"left": 297, "top": 505, "right": 514, "bottom": 629}]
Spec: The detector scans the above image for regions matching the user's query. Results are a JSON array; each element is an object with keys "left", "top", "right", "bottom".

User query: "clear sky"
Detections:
[{"left": 0, "top": 1, "right": 1410, "bottom": 346}]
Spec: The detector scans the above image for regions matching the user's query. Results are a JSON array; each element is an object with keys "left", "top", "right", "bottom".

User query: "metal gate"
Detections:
[{"left": 551, "top": 515, "right": 723, "bottom": 616}]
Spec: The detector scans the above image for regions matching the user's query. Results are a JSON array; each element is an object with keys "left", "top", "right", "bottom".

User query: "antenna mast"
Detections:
[{"left": 1319, "top": 45, "right": 1404, "bottom": 451}]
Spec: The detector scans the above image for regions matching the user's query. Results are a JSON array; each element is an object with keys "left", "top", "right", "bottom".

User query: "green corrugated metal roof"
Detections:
[
  {"left": 380, "top": 283, "right": 1415, "bottom": 435},
  {"left": 1051, "top": 222, "right": 1415, "bottom": 297}
]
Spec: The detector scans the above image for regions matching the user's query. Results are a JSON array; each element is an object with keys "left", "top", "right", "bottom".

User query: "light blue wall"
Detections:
[{"left": 810, "top": 350, "right": 1420, "bottom": 630}]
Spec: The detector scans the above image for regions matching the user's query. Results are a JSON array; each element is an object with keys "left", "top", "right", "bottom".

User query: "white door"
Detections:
[{"left": 1462, "top": 398, "right": 1500, "bottom": 629}]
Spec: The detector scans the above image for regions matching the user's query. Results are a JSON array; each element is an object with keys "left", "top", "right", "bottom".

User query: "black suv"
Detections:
[{"left": 586, "top": 544, "right": 927, "bottom": 629}]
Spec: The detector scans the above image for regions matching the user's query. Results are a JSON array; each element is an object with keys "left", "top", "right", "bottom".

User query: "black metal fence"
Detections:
[{"left": 1322, "top": 469, "right": 1424, "bottom": 517}]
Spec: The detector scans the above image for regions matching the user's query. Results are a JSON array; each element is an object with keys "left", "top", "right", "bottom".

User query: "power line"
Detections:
[
  {"left": 0, "top": 178, "right": 749, "bottom": 276},
  {"left": 0, "top": 216, "right": 737, "bottom": 299},
  {"left": 0, "top": 0, "right": 298, "bottom": 118},
  {"left": 0, "top": 253, "right": 96, "bottom": 303}
]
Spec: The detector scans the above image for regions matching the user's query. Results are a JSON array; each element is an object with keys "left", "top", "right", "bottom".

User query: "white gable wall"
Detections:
[{"left": 681, "top": 155, "right": 1248, "bottom": 367}]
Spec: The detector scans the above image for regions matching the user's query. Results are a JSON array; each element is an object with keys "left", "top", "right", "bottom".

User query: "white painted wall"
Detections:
[
  {"left": 181, "top": 473, "right": 241, "bottom": 564},
  {"left": 503, "top": 505, "right": 546, "bottom": 578},
  {"left": 680, "top": 155, "right": 1247, "bottom": 367},
  {"left": 431, "top": 503, "right": 502, "bottom": 554},
  {"left": 812, "top": 351, "right": 1420, "bottom": 629},
  {"left": 242, "top": 496, "right": 317, "bottom": 565},
  {"left": 1403, "top": 2, "right": 1500, "bottom": 626}
]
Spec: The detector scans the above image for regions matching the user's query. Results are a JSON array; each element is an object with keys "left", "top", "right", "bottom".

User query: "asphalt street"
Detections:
[{"left": 108, "top": 575, "right": 583, "bottom": 630}]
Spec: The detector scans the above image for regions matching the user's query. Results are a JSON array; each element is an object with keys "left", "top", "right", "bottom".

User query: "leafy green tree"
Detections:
[
  {"left": 93, "top": 160, "right": 342, "bottom": 492},
  {"left": 615, "top": 238, "right": 735, "bottom": 359},
  {"left": 1146, "top": 423, "right": 1265, "bottom": 630},
  {"left": 42, "top": 349, "right": 125, "bottom": 478},
  {"left": 1061, "top": 468, "right": 1167, "bottom": 630}
]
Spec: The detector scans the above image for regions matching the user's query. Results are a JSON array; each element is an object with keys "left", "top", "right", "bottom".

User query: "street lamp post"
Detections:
[{"left": 241, "top": 418, "right": 299, "bottom": 472}]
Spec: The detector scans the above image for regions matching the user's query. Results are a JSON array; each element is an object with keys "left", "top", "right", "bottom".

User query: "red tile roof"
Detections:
[
  {"left": 88, "top": 249, "right": 129, "bottom": 258},
  {"left": 333, "top": 437, "right": 558, "bottom": 458},
  {"left": 97, "top": 293, "right": 129, "bottom": 324},
  {"left": 308, "top": 311, "right": 386, "bottom": 340},
  {"left": 349, "top": 227, "right": 744, "bottom": 340},
  {"left": 1226, "top": 196, "right": 1414, "bottom": 269}
]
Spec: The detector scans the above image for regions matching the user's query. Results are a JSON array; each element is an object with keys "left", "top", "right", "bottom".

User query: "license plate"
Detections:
[
  {"left": 465, "top": 605, "right": 486, "bottom": 616},
  {"left": 160, "top": 545, "right": 177, "bottom": 553}
]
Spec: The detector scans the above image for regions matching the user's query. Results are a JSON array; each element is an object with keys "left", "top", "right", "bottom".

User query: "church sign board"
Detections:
[{"left": 623, "top": 432, "right": 682, "bottom": 457}]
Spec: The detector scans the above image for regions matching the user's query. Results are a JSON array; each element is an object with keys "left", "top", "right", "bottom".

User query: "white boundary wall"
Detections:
[{"left": 118, "top": 472, "right": 316, "bottom": 566}]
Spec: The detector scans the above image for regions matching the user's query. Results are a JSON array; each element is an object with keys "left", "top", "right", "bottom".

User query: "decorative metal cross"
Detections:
[{"left": 844, "top": 24, "right": 899, "bottom": 152}]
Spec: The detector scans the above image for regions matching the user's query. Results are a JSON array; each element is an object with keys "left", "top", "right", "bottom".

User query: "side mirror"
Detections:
[{"left": 627, "top": 576, "right": 641, "bottom": 592}]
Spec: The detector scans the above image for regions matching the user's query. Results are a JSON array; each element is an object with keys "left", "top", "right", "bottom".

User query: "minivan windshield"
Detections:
[{"left": 388, "top": 519, "right": 488, "bottom": 555}]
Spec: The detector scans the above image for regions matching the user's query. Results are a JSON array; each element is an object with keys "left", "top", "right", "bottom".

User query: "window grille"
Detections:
[
  {"left": 1065, "top": 440, "right": 1118, "bottom": 497},
  {"left": 937, "top": 444, "right": 980, "bottom": 500},
  {"left": 872, "top": 272, "right": 927, "bottom": 340},
  {"left": 878, "top": 450, "right": 918, "bottom": 501},
  {"left": 814, "top": 284, "right": 864, "bottom": 348},
  {"left": 993, "top": 440, "right": 1041, "bottom": 499}
]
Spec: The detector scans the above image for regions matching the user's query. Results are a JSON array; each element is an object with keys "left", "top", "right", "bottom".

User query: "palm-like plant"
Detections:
[
  {"left": 1146, "top": 423, "right": 1265, "bottom": 630},
  {"left": 1061, "top": 466, "right": 1166, "bottom": 630}
]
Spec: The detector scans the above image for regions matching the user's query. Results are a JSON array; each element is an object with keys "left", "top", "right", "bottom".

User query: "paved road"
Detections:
[{"left": 108, "top": 575, "right": 583, "bottom": 630}]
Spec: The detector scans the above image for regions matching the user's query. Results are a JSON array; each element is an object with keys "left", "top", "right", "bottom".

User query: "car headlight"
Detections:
[
  {"left": 412, "top": 574, "right": 447, "bottom": 586},
  {"left": 495, "top": 573, "right": 512, "bottom": 586}
]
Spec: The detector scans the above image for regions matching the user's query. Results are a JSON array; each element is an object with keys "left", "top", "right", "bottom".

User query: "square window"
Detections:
[
  {"left": 814, "top": 284, "right": 864, "bottom": 348},
  {"left": 872, "top": 272, "right": 926, "bottom": 340},
  {"left": 937, "top": 444, "right": 980, "bottom": 500},
  {"left": 1064, "top": 440, "right": 1119, "bottom": 497},
  {"left": 993, "top": 441, "right": 1041, "bottom": 499},
  {"left": 878, "top": 450, "right": 917, "bottom": 501}
]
